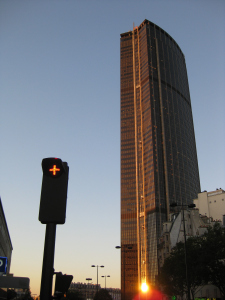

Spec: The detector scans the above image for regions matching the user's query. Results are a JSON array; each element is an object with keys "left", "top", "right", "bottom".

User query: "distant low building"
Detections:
[
  {"left": 69, "top": 282, "right": 121, "bottom": 300},
  {"left": 107, "top": 287, "right": 121, "bottom": 300},
  {"left": 70, "top": 282, "right": 100, "bottom": 299}
]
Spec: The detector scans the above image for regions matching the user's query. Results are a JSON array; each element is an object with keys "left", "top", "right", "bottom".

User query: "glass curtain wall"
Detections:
[{"left": 120, "top": 19, "right": 200, "bottom": 300}]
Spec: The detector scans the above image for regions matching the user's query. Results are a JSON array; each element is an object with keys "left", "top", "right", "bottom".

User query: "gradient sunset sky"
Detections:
[{"left": 0, "top": 0, "right": 224, "bottom": 296}]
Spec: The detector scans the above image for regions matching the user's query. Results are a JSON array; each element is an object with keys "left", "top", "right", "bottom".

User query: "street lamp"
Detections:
[
  {"left": 115, "top": 245, "right": 132, "bottom": 300},
  {"left": 170, "top": 202, "right": 196, "bottom": 300},
  {"left": 101, "top": 275, "right": 110, "bottom": 289},
  {"left": 91, "top": 265, "right": 104, "bottom": 296},
  {"left": 86, "top": 278, "right": 92, "bottom": 300}
]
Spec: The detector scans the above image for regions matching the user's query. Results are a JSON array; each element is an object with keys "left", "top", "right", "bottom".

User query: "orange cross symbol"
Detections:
[{"left": 49, "top": 165, "right": 60, "bottom": 175}]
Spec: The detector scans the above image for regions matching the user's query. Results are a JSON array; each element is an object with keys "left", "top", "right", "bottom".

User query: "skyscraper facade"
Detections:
[{"left": 120, "top": 20, "right": 200, "bottom": 299}]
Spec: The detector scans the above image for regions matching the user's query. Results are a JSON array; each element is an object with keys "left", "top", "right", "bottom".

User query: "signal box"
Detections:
[{"left": 39, "top": 157, "right": 69, "bottom": 224}]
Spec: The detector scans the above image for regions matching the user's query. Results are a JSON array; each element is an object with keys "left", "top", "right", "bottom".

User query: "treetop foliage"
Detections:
[
  {"left": 157, "top": 223, "right": 225, "bottom": 299},
  {"left": 93, "top": 289, "right": 113, "bottom": 300}
]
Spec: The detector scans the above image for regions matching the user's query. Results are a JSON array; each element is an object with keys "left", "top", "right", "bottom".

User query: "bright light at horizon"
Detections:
[{"left": 141, "top": 282, "right": 149, "bottom": 293}]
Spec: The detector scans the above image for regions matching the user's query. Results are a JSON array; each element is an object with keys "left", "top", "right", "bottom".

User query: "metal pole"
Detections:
[
  {"left": 123, "top": 247, "right": 125, "bottom": 300},
  {"left": 97, "top": 266, "right": 99, "bottom": 295},
  {"left": 182, "top": 208, "right": 190, "bottom": 300},
  {"left": 86, "top": 278, "right": 92, "bottom": 300},
  {"left": 40, "top": 223, "right": 56, "bottom": 300}
]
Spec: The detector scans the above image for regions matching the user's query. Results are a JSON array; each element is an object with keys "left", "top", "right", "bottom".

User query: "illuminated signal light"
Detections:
[
  {"left": 49, "top": 165, "right": 61, "bottom": 176},
  {"left": 42, "top": 158, "right": 64, "bottom": 178}
]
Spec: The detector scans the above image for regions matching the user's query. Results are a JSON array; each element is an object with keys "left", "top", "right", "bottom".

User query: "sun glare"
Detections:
[{"left": 141, "top": 282, "right": 149, "bottom": 293}]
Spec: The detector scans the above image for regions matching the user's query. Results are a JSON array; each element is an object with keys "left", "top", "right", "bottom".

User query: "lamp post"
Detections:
[
  {"left": 116, "top": 245, "right": 132, "bottom": 300},
  {"left": 101, "top": 275, "right": 110, "bottom": 289},
  {"left": 86, "top": 278, "right": 92, "bottom": 300},
  {"left": 170, "top": 202, "right": 196, "bottom": 300},
  {"left": 115, "top": 246, "right": 123, "bottom": 300},
  {"left": 91, "top": 265, "right": 104, "bottom": 296}
]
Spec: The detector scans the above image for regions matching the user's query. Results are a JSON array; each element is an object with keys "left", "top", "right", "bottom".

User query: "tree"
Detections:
[
  {"left": 93, "top": 289, "right": 112, "bottom": 300},
  {"left": 158, "top": 237, "right": 204, "bottom": 299},
  {"left": 16, "top": 289, "right": 33, "bottom": 300},
  {"left": 201, "top": 223, "right": 225, "bottom": 298},
  {"left": 65, "top": 289, "right": 85, "bottom": 300},
  {"left": 7, "top": 289, "right": 17, "bottom": 300},
  {"left": 158, "top": 223, "right": 225, "bottom": 299}
]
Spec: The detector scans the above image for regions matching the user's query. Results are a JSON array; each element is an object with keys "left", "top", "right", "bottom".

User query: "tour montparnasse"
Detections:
[{"left": 120, "top": 19, "right": 200, "bottom": 299}]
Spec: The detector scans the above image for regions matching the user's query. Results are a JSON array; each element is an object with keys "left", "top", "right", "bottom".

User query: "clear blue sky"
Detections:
[{"left": 0, "top": 0, "right": 224, "bottom": 296}]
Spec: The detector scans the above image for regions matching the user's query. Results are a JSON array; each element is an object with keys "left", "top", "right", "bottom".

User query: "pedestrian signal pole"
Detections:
[{"left": 39, "top": 158, "right": 69, "bottom": 300}]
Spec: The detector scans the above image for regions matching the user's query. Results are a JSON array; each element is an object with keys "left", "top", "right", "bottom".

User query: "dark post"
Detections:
[
  {"left": 40, "top": 223, "right": 56, "bottom": 300},
  {"left": 39, "top": 157, "right": 69, "bottom": 300},
  {"left": 182, "top": 208, "right": 190, "bottom": 300}
]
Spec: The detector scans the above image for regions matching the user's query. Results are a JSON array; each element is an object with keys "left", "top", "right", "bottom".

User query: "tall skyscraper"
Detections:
[{"left": 120, "top": 20, "right": 200, "bottom": 299}]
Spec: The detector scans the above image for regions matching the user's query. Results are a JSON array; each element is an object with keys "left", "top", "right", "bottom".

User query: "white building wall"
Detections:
[{"left": 194, "top": 189, "right": 225, "bottom": 223}]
